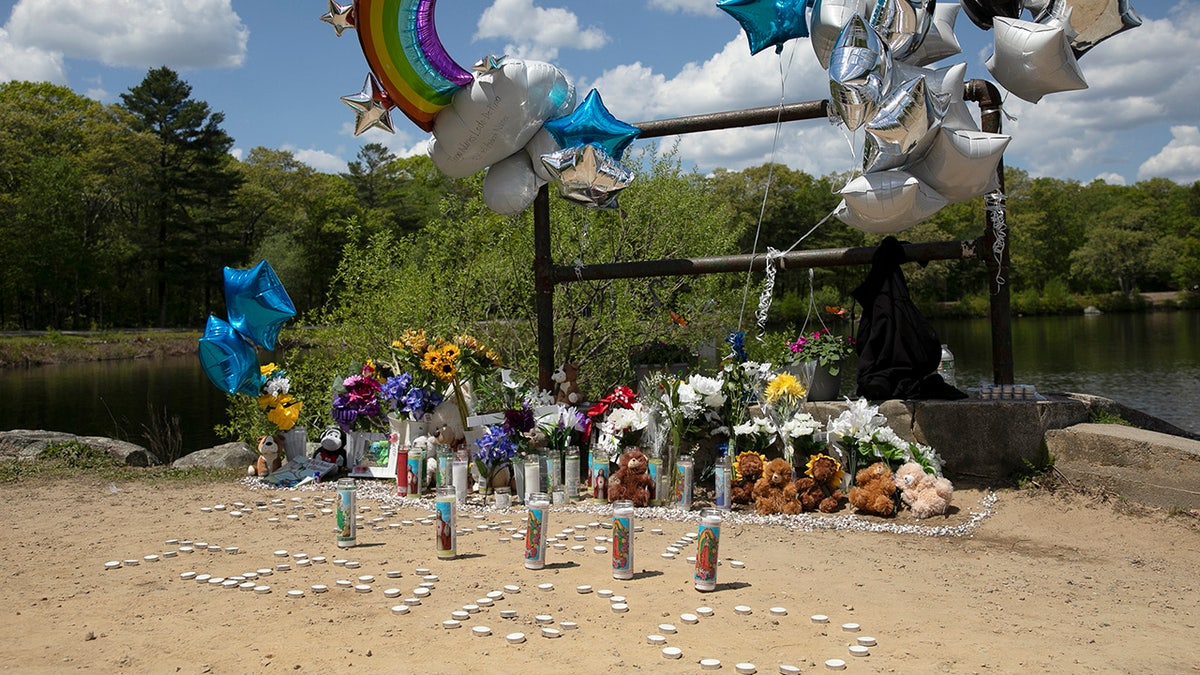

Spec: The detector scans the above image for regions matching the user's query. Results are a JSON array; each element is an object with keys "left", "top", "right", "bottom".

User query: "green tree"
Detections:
[{"left": 120, "top": 66, "right": 242, "bottom": 326}]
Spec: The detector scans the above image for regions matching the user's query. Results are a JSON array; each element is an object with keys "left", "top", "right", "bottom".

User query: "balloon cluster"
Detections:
[
  {"left": 323, "top": 0, "right": 641, "bottom": 215},
  {"left": 720, "top": 0, "right": 1140, "bottom": 233},
  {"left": 198, "top": 260, "right": 296, "bottom": 395}
]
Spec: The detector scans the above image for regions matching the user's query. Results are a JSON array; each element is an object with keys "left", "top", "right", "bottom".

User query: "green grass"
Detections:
[{"left": 1, "top": 440, "right": 244, "bottom": 484}]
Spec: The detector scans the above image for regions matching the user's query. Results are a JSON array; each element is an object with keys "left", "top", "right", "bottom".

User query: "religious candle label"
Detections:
[
  {"left": 694, "top": 516, "right": 720, "bottom": 591},
  {"left": 524, "top": 495, "right": 549, "bottom": 569}
]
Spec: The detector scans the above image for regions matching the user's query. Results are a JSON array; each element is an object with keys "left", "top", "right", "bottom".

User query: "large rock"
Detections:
[
  {"left": 172, "top": 442, "right": 257, "bottom": 470},
  {"left": 0, "top": 430, "right": 160, "bottom": 466},
  {"left": 1046, "top": 423, "right": 1200, "bottom": 511}
]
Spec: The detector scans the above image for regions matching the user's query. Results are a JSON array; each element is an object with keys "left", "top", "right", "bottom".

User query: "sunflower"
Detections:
[
  {"left": 434, "top": 358, "right": 457, "bottom": 382},
  {"left": 764, "top": 372, "right": 807, "bottom": 402},
  {"left": 440, "top": 343, "right": 461, "bottom": 362},
  {"left": 421, "top": 349, "right": 443, "bottom": 374}
]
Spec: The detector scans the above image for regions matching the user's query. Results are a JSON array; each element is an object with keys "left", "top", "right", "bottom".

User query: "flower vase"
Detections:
[
  {"left": 485, "top": 459, "right": 514, "bottom": 496},
  {"left": 281, "top": 427, "right": 307, "bottom": 462},
  {"left": 806, "top": 360, "right": 843, "bottom": 401}
]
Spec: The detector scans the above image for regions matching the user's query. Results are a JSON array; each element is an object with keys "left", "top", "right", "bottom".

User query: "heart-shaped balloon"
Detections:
[
  {"left": 224, "top": 260, "right": 296, "bottom": 351},
  {"left": 198, "top": 315, "right": 262, "bottom": 396}
]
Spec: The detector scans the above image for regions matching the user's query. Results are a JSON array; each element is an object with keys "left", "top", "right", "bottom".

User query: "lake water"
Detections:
[{"left": 1, "top": 311, "right": 1197, "bottom": 457}]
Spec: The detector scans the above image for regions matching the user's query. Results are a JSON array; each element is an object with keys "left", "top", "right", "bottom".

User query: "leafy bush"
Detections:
[{"left": 37, "top": 441, "right": 122, "bottom": 470}]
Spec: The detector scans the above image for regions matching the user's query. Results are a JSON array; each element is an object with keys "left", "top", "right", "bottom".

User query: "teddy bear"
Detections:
[
  {"left": 607, "top": 448, "right": 655, "bottom": 507},
  {"left": 553, "top": 362, "right": 583, "bottom": 405},
  {"left": 794, "top": 453, "right": 844, "bottom": 513},
  {"left": 248, "top": 433, "right": 285, "bottom": 477},
  {"left": 847, "top": 461, "right": 897, "bottom": 517},
  {"left": 894, "top": 462, "right": 954, "bottom": 518},
  {"left": 314, "top": 425, "right": 348, "bottom": 472},
  {"left": 752, "top": 457, "right": 802, "bottom": 515},
  {"left": 730, "top": 451, "right": 764, "bottom": 505}
]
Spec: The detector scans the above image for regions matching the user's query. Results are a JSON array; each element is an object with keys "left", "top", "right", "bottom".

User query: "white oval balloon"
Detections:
[
  {"left": 483, "top": 151, "right": 545, "bottom": 216},
  {"left": 907, "top": 128, "right": 1011, "bottom": 203},
  {"left": 430, "top": 59, "right": 576, "bottom": 178},
  {"left": 523, "top": 128, "right": 562, "bottom": 183},
  {"left": 835, "top": 170, "right": 947, "bottom": 233}
]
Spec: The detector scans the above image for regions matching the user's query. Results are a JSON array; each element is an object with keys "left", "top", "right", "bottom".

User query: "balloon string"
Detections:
[
  {"left": 752, "top": 208, "right": 832, "bottom": 336},
  {"left": 737, "top": 44, "right": 794, "bottom": 333}
]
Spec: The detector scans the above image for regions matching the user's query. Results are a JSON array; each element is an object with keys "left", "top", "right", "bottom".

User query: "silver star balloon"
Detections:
[
  {"left": 472, "top": 54, "right": 508, "bottom": 74},
  {"left": 828, "top": 14, "right": 892, "bottom": 131},
  {"left": 541, "top": 144, "right": 635, "bottom": 209},
  {"left": 341, "top": 74, "right": 396, "bottom": 136},
  {"left": 320, "top": 0, "right": 355, "bottom": 37}
]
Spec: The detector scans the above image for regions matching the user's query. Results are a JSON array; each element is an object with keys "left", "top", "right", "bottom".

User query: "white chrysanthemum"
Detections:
[
  {"left": 686, "top": 374, "right": 726, "bottom": 408},
  {"left": 780, "top": 412, "right": 820, "bottom": 439},
  {"left": 826, "top": 397, "right": 884, "bottom": 442},
  {"left": 608, "top": 406, "right": 648, "bottom": 433}
]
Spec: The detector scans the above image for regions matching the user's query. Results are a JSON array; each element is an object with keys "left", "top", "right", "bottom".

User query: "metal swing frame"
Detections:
[{"left": 532, "top": 79, "right": 1013, "bottom": 392}]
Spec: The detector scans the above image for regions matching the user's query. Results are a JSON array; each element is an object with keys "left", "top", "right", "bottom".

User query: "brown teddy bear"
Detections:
[
  {"left": 607, "top": 448, "right": 654, "bottom": 507},
  {"left": 752, "top": 457, "right": 801, "bottom": 515},
  {"left": 848, "top": 461, "right": 897, "bottom": 517},
  {"left": 795, "top": 453, "right": 844, "bottom": 513},
  {"left": 731, "top": 451, "right": 765, "bottom": 505},
  {"left": 894, "top": 462, "right": 954, "bottom": 518}
]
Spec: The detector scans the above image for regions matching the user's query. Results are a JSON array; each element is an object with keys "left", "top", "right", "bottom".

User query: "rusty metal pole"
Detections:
[
  {"left": 966, "top": 79, "right": 1014, "bottom": 385},
  {"left": 533, "top": 185, "right": 555, "bottom": 393}
]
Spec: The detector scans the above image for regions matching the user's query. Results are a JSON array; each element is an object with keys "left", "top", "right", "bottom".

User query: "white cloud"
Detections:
[
  {"left": 6, "top": 0, "right": 248, "bottom": 70},
  {"left": 996, "top": 3, "right": 1200, "bottom": 180},
  {"left": 647, "top": 0, "right": 721, "bottom": 17},
  {"left": 0, "top": 26, "right": 66, "bottom": 83},
  {"left": 593, "top": 36, "right": 851, "bottom": 175},
  {"left": 1137, "top": 126, "right": 1200, "bottom": 185},
  {"left": 1093, "top": 172, "right": 1127, "bottom": 186},
  {"left": 475, "top": 0, "right": 608, "bottom": 61},
  {"left": 290, "top": 147, "right": 347, "bottom": 175}
]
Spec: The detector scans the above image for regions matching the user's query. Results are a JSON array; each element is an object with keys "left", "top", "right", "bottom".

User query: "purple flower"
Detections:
[
  {"left": 473, "top": 424, "right": 518, "bottom": 467},
  {"left": 381, "top": 373, "right": 412, "bottom": 407},
  {"left": 503, "top": 404, "right": 535, "bottom": 435}
]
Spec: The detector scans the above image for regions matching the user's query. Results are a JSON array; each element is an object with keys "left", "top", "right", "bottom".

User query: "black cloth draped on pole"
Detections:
[{"left": 852, "top": 236, "right": 966, "bottom": 401}]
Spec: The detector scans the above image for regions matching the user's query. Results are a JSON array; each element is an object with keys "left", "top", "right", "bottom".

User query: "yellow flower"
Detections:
[
  {"left": 260, "top": 363, "right": 277, "bottom": 377},
  {"left": 765, "top": 373, "right": 807, "bottom": 402},
  {"left": 268, "top": 401, "right": 302, "bottom": 431},
  {"left": 805, "top": 453, "right": 844, "bottom": 488},
  {"left": 434, "top": 358, "right": 457, "bottom": 382},
  {"left": 421, "top": 349, "right": 443, "bottom": 373},
  {"left": 440, "top": 343, "right": 461, "bottom": 362},
  {"left": 401, "top": 329, "right": 428, "bottom": 354}
]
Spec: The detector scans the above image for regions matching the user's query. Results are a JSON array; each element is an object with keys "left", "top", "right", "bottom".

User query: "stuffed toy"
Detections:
[
  {"left": 731, "top": 451, "right": 765, "bottom": 505},
  {"left": 894, "top": 462, "right": 954, "bottom": 518},
  {"left": 553, "top": 362, "right": 583, "bottom": 405},
  {"left": 795, "top": 453, "right": 844, "bottom": 513},
  {"left": 607, "top": 448, "right": 654, "bottom": 507},
  {"left": 752, "top": 457, "right": 801, "bottom": 515},
  {"left": 427, "top": 397, "right": 466, "bottom": 448},
  {"left": 315, "top": 425, "right": 348, "bottom": 471},
  {"left": 848, "top": 461, "right": 897, "bottom": 517},
  {"left": 249, "top": 433, "right": 285, "bottom": 476}
]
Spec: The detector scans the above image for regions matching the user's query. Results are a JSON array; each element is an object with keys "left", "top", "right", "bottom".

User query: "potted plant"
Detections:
[{"left": 784, "top": 329, "right": 855, "bottom": 401}]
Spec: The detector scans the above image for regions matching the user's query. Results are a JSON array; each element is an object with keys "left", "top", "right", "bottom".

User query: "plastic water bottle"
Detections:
[
  {"left": 938, "top": 344, "right": 957, "bottom": 388},
  {"left": 713, "top": 444, "right": 731, "bottom": 511}
]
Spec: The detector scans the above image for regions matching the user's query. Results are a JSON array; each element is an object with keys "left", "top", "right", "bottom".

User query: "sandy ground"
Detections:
[{"left": 2, "top": 478, "right": 1198, "bottom": 675}]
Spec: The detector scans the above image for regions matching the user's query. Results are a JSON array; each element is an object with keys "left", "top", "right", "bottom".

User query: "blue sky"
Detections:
[{"left": 1, "top": 0, "right": 1197, "bottom": 185}]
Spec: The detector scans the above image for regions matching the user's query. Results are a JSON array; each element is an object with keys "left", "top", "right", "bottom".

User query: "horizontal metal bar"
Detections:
[
  {"left": 552, "top": 238, "right": 980, "bottom": 284},
  {"left": 634, "top": 100, "right": 830, "bottom": 139}
]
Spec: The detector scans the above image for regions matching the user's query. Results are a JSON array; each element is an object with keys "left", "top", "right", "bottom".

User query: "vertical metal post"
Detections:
[
  {"left": 533, "top": 185, "right": 556, "bottom": 393},
  {"left": 968, "top": 79, "right": 1015, "bottom": 385}
]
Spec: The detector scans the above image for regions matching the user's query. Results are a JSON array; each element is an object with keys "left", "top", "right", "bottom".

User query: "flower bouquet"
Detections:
[
  {"left": 257, "top": 363, "right": 303, "bottom": 432},
  {"left": 641, "top": 371, "right": 725, "bottom": 507},
  {"left": 473, "top": 402, "right": 537, "bottom": 493},
  {"left": 759, "top": 371, "right": 821, "bottom": 467}
]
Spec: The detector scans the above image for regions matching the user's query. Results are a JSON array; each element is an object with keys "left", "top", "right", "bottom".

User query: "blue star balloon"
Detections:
[
  {"left": 717, "top": 0, "right": 811, "bottom": 55},
  {"left": 198, "top": 315, "right": 262, "bottom": 396},
  {"left": 224, "top": 260, "right": 296, "bottom": 350},
  {"left": 542, "top": 89, "right": 641, "bottom": 161}
]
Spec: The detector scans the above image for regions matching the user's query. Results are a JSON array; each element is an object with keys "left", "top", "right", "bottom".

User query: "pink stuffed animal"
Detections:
[{"left": 894, "top": 462, "right": 953, "bottom": 519}]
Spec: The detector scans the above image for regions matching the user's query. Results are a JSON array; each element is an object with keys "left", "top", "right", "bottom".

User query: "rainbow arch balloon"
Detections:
[{"left": 355, "top": 0, "right": 473, "bottom": 132}]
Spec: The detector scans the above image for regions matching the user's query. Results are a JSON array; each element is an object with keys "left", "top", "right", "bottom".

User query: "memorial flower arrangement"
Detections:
[
  {"left": 731, "top": 415, "right": 777, "bottom": 455},
  {"left": 388, "top": 329, "right": 504, "bottom": 430},
  {"left": 642, "top": 371, "right": 726, "bottom": 499},
  {"left": 257, "top": 363, "right": 302, "bottom": 432},
  {"left": 380, "top": 371, "right": 444, "bottom": 421},
  {"left": 826, "top": 398, "right": 945, "bottom": 485},
  {"left": 330, "top": 361, "right": 386, "bottom": 431},
  {"left": 539, "top": 404, "right": 588, "bottom": 451},
  {"left": 473, "top": 402, "right": 536, "bottom": 484},
  {"left": 719, "top": 359, "right": 772, "bottom": 438},
  {"left": 785, "top": 328, "right": 855, "bottom": 375},
  {"left": 760, "top": 371, "right": 821, "bottom": 465}
]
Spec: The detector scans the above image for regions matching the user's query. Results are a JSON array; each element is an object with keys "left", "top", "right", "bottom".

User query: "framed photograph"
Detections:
[{"left": 348, "top": 432, "right": 394, "bottom": 478}]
